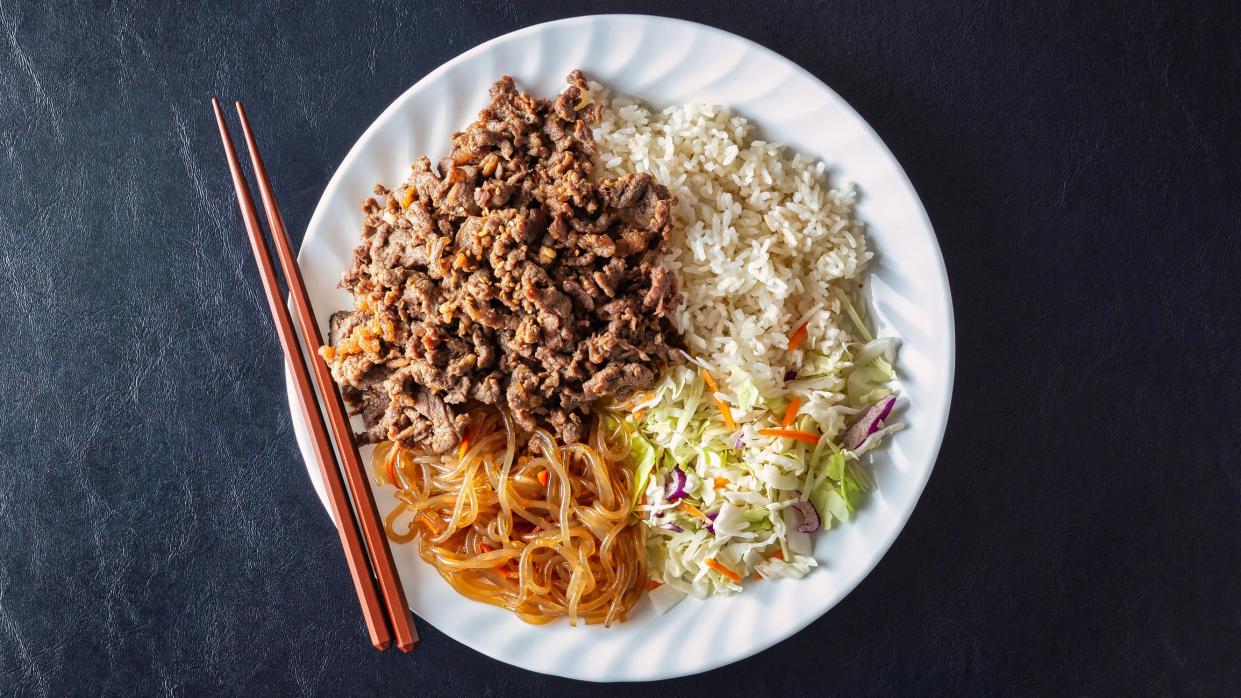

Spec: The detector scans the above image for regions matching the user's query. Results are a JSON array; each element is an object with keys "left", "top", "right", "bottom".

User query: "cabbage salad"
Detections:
[{"left": 618, "top": 295, "right": 902, "bottom": 612}]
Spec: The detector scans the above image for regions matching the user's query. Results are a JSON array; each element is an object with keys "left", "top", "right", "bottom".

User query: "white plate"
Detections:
[{"left": 286, "top": 14, "right": 954, "bottom": 682}]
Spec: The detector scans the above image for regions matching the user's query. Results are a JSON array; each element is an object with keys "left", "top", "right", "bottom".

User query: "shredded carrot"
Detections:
[
  {"left": 713, "top": 477, "right": 730, "bottom": 489},
  {"left": 788, "top": 321, "right": 809, "bottom": 352},
  {"left": 457, "top": 424, "right": 473, "bottom": 460},
  {"left": 701, "top": 369, "right": 719, "bottom": 393},
  {"left": 401, "top": 187, "right": 415, "bottom": 209},
  {"left": 780, "top": 398, "right": 803, "bottom": 428},
  {"left": 317, "top": 345, "right": 336, "bottom": 361},
  {"left": 418, "top": 512, "right": 443, "bottom": 535},
  {"left": 757, "top": 427, "right": 820, "bottom": 446},
  {"left": 705, "top": 558, "right": 743, "bottom": 583},
  {"left": 631, "top": 409, "right": 646, "bottom": 421},
  {"left": 701, "top": 368, "right": 738, "bottom": 430},
  {"left": 537, "top": 469, "right": 549, "bottom": 487},
  {"left": 716, "top": 400, "right": 738, "bottom": 431},
  {"left": 679, "top": 500, "right": 712, "bottom": 525},
  {"left": 755, "top": 550, "right": 782, "bottom": 580},
  {"left": 628, "top": 393, "right": 652, "bottom": 411},
  {"left": 479, "top": 541, "right": 519, "bottom": 577},
  {"left": 646, "top": 579, "right": 663, "bottom": 590}
]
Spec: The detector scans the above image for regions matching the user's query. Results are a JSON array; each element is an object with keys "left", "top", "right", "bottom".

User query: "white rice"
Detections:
[{"left": 593, "top": 89, "right": 871, "bottom": 401}]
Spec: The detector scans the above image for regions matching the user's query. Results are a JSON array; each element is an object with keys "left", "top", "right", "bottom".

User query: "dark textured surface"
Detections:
[{"left": 1, "top": 1, "right": 1238, "bottom": 695}]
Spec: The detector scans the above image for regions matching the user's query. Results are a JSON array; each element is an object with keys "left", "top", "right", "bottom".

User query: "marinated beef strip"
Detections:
[{"left": 321, "top": 71, "right": 683, "bottom": 453}]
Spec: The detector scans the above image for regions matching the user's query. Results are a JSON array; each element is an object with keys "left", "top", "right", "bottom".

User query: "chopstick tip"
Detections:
[{"left": 234, "top": 100, "right": 250, "bottom": 127}]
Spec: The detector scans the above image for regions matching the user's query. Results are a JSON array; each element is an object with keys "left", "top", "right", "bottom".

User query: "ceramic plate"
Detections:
[{"left": 286, "top": 14, "right": 954, "bottom": 682}]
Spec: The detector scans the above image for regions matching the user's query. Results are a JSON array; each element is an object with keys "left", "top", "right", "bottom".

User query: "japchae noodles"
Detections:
[{"left": 374, "top": 407, "right": 644, "bottom": 626}]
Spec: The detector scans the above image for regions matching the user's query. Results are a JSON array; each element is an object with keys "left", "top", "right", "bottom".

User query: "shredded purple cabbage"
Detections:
[
  {"left": 842, "top": 394, "right": 897, "bottom": 450},
  {"left": 665, "top": 467, "right": 689, "bottom": 501},
  {"left": 791, "top": 498, "right": 821, "bottom": 533},
  {"left": 705, "top": 509, "right": 720, "bottom": 535}
]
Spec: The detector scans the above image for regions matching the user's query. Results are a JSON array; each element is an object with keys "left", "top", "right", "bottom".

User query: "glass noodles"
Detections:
[{"left": 376, "top": 408, "right": 644, "bottom": 626}]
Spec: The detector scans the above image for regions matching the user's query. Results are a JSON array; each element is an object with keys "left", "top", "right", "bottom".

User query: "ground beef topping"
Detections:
[{"left": 321, "top": 71, "right": 682, "bottom": 453}]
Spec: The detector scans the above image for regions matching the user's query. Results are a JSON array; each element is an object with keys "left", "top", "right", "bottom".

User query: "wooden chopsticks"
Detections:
[{"left": 211, "top": 98, "right": 417, "bottom": 652}]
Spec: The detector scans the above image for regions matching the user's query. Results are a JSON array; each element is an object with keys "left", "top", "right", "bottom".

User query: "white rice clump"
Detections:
[{"left": 593, "top": 89, "right": 870, "bottom": 403}]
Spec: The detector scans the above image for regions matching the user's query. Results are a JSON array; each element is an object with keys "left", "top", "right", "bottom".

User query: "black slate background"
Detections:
[{"left": 1, "top": 1, "right": 1238, "bottom": 695}]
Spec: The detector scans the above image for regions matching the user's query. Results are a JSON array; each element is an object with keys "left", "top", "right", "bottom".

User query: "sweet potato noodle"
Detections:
[{"left": 374, "top": 407, "right": 644, "bottom": 626}]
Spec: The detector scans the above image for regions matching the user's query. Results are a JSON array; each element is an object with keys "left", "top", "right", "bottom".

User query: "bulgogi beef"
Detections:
[{"left": 321, "top": 71, "right": 682, "bottom": 453}]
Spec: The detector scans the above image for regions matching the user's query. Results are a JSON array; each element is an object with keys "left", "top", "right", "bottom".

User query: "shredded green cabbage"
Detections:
[
  {"left": 631, "top": 294, "right": 902, "bottom": 598},
  {"left": 730, "top": 371, "right": 762, "bottom": 412},
  {"left": 629, "top": 430, "right": 658, "bottom": 510}
]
